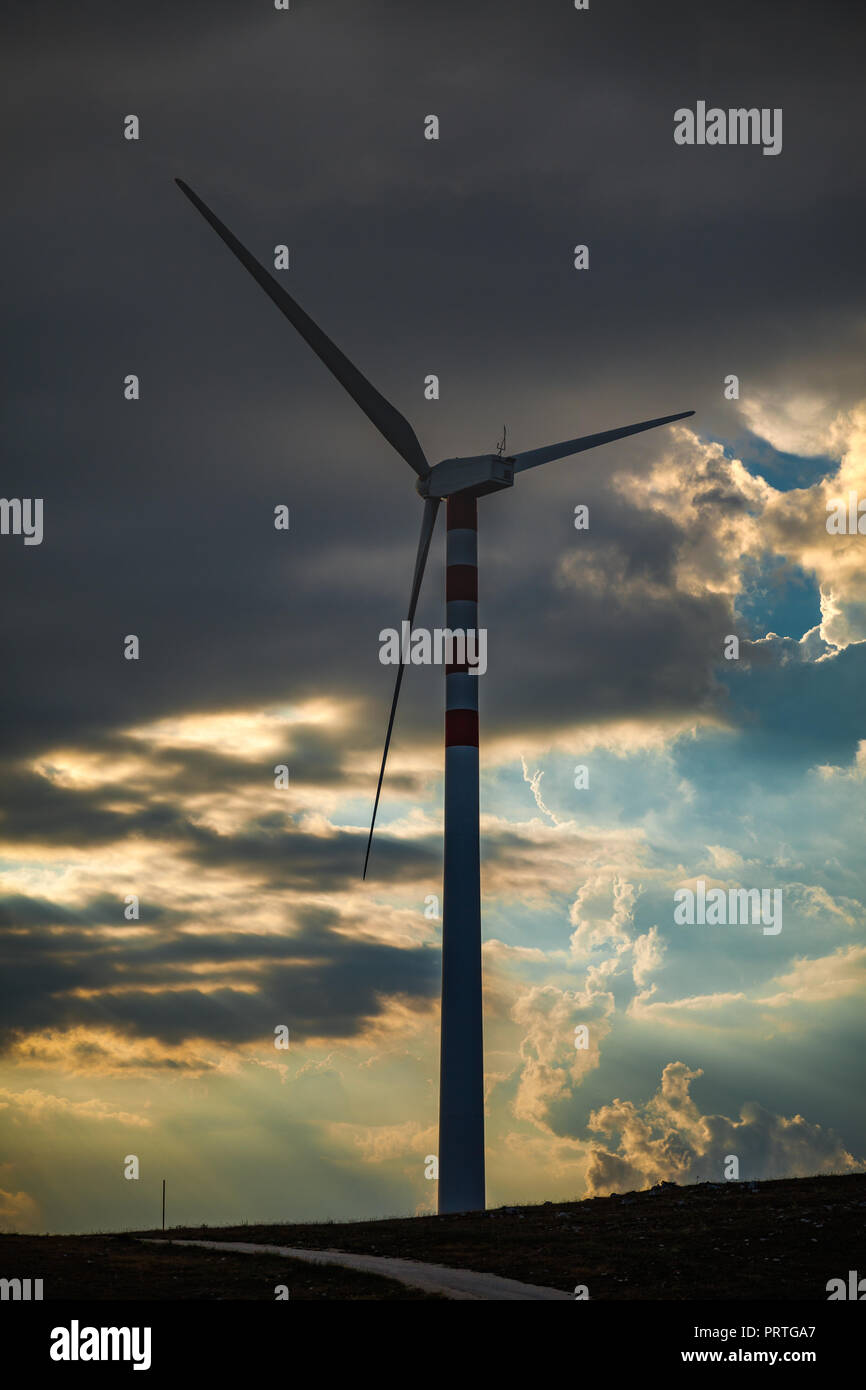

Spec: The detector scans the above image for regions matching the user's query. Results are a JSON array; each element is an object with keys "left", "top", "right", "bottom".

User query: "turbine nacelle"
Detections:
[{"left": 417, "top": 453, "right": 515, "bottom": 500}]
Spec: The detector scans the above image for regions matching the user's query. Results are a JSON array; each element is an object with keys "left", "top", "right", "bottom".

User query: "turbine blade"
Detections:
[
  {"left": 175, "top": 179, "right": 429, "bottom": 478},
  {"left": 511, "top": 410, "right": 695, "bottom": 473},
  {"left": 363, "top": 497, "right": 440, "bottom": 879}
]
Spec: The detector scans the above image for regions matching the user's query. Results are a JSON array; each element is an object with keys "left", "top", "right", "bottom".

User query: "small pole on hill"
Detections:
[{"left": 162, "top": 1179, "right": 166, "bottom": 1231}]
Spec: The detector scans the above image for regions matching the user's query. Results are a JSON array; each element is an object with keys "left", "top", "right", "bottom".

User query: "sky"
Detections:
[{"left": 2, "top": 0, "right": 865, "bottom": 1233}]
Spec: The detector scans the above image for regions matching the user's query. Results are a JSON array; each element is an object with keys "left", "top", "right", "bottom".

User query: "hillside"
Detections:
[
  {"left": 2, "top": 1172, "right": 862, "bottom": 1300},
  {"left": 137, "top": 1171, "right": 866, "bottom": 1300}
]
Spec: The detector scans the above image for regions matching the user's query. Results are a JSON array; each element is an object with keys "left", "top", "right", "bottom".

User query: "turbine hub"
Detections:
[{"left": 416, "top": 454, "right": 515, "bottom": 499}]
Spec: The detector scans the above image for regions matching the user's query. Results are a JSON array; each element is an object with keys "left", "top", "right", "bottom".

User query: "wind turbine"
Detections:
[{"left": 175, "top": 178, "right": 694, "bottom": 1215}]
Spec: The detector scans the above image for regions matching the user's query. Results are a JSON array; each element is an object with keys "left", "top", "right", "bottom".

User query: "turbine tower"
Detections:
[{"left": 175, "top": 179, "right": 693, "bottom": 1214}]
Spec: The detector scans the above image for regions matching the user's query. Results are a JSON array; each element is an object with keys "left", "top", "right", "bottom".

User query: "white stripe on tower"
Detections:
[{"left": 439, "top": 492, "right": 485, "bottom": 1214}]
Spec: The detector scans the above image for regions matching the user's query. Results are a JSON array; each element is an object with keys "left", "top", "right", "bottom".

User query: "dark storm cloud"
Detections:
[
  {"left": 2, "top": 1, "right": 863, "bottom": 818},
  {"left": 0, "top": 896, "right": 438, "bottom": 1048},
  {"left": 0, "top": 754, "right": 439, "bottom": 882},
  {"left": 0, "top": 892, "right": 181, "bottom": 929},
  {"left": 0, "top": 729, "right": 364, "bottom": 852},
  {"left": 179, "top": 816, "right": 438, "bottom": 888},
  {"left": 0, "top": 765, "right": 190, "bottom": 846},
  {"left": 143, "top": 732, "right": 353, "bottom": 791},
  {"left": 726, "top": 640, "right": 866, "bottom": 766}
]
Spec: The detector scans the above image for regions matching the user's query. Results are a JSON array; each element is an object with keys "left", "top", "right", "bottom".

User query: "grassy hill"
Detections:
[{"left": 2, "top": 1172, "right": 863, "bottom": 1299}]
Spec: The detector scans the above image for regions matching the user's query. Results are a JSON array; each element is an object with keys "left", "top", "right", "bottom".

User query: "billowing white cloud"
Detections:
[
  {"left": 740, "top": 393, "right": 851, "bottom": 459},
  {"left": 585, "top": 1062, "right": 860, "bottom": 1194},
  {"left": 511, "top": 981, "right": 615, "bottom": 1130},
  {"left": 569, "top": 874, "right": 639, "bottom": 954}
]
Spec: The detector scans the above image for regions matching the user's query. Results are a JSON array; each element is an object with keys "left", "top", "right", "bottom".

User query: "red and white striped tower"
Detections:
[{"left": 439, "top": 492, "right": 485, "bottom": 1214}]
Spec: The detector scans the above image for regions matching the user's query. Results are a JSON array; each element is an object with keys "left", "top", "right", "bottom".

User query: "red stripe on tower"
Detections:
[
  {"left": 446, "top": 565, "right": 478, "bottom": 602},
  {"left": 445, "top": 708, "right": 479, "bottom": 747}
]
